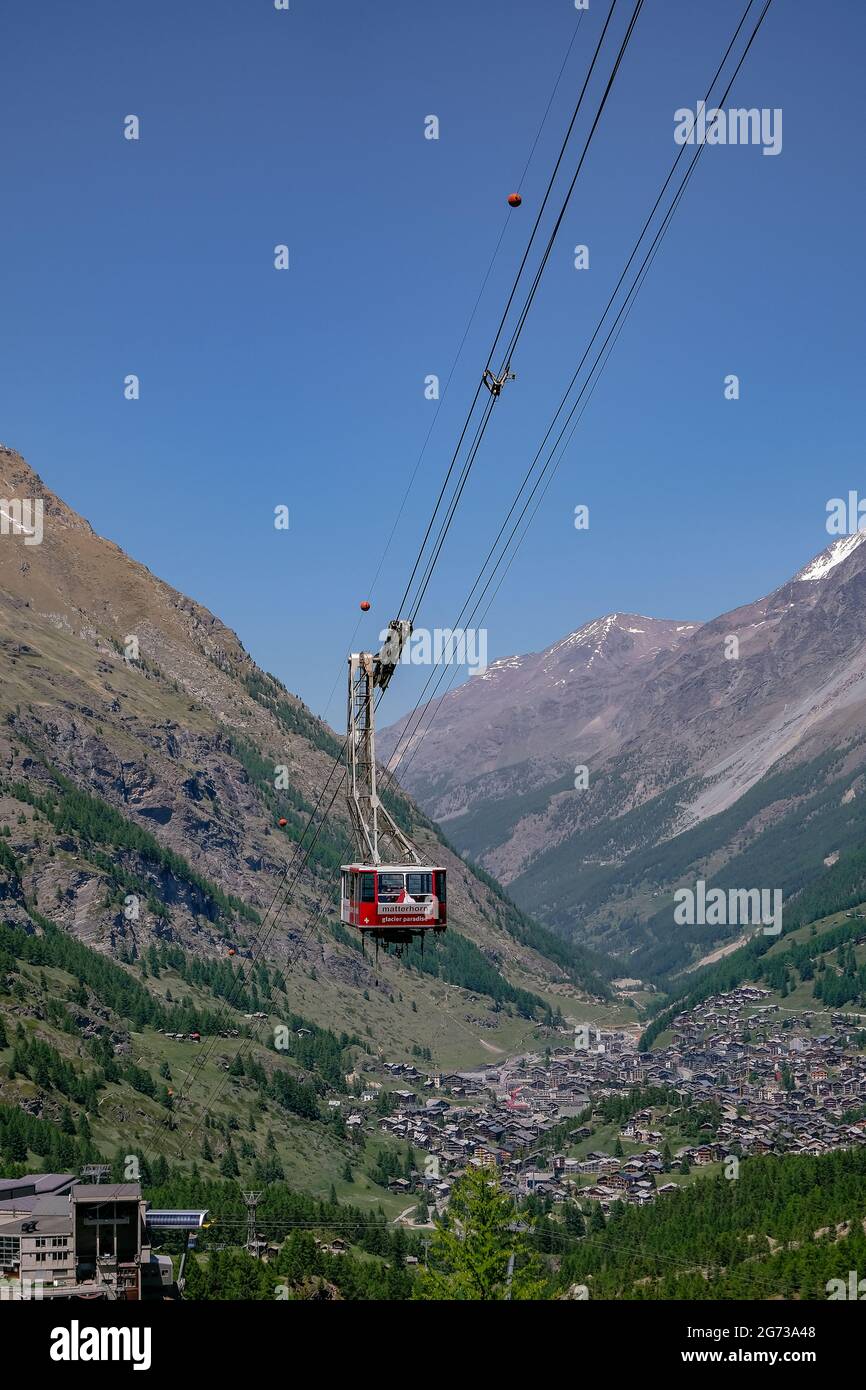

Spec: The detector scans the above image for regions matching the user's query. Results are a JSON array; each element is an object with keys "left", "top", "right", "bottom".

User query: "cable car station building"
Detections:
[{"left": 0, "top": 1173, "right": 207, "bottom": 1300}]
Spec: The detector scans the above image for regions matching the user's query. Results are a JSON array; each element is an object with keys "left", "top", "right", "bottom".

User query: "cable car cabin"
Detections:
[{"left": 340, "top": 864, "right": 447, "bottom": 948}]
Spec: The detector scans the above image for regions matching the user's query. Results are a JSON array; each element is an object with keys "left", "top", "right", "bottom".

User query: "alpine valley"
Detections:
[
  {"left": 381, "top": 531, "right": 866, "bottom": 980},
  {"left": 0, "top": 442, "right": 612, "bottom": 1205}
]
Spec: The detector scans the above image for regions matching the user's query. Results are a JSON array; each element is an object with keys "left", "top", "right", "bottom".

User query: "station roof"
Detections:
[
  {"left": 0, "top": 1211, "right": 74, "bottom": 1237},
  {"left": 0, "top": 1195, "right": 72, "bottom": 1225},
  {"left": 0, "top": 1174, "right": 75, "bottom": 1201},
  {"left": 70, "top": 1185, "right": 142, "bottom": 1203}
]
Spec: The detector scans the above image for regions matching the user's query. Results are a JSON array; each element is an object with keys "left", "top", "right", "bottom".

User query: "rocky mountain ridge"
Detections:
[{"left": 382, "top": 530, "right": 866, "bottom": 978}]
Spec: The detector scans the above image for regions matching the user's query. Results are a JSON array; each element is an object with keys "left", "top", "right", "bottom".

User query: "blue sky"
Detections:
[{"left": 1, "top": 0, "right": 864, "bottom": 725}]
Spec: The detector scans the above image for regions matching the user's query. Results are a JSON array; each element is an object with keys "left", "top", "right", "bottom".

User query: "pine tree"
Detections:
[
  {"left": 563, "top": 1202, "right": 585, "bottom": 1237},
  {"left": 6, "top": 1128, "right": 27, "bottom": 1162},
  {"left": 414, "top": 1168, "right": 546, "bottom": 1301}
]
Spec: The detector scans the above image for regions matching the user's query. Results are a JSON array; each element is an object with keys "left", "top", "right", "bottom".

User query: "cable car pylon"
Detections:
[{"left": 341, "top": 618, "right": 447, "bottom": 956}]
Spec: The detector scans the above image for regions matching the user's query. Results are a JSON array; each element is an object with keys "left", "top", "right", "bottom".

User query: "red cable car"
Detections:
[
  {"left": 342, "top": 619, "right": 449, "bottom": 955},
  {"left": 340, "top": 863, "right": 447, "bottom": 944}
]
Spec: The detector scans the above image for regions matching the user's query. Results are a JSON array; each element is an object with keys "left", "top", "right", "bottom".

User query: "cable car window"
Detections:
[
  {"left": 437, "top": 871, "right": 447, "bottom": 903},
  {"left": 406, "top": 872, "right": 433, "bottom": 899},
  {"left": 377, "top": 872, "right": 404, "bottom": 903},
  {"left": 360, "top": 873, "right": 375, "bottom": 903}
]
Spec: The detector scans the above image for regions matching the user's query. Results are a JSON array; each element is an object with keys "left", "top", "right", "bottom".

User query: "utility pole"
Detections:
[{"left": 243, "top": 1191, "right": 262, "bottom": 1258}]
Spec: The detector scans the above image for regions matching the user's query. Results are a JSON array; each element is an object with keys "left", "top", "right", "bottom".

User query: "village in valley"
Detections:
[{"left": 354, "top": 987, "right": 866, "bottom": 1218}]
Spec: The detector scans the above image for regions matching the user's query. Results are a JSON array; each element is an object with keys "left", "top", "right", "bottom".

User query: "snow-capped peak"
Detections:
[{"left": 795, "top": 531, "right": 866, "bottom": 582}]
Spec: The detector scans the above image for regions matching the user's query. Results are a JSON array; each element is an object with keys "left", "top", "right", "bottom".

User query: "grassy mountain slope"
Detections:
[{"left": 0, "top": 442, "right": 624, "bottom": 1190}]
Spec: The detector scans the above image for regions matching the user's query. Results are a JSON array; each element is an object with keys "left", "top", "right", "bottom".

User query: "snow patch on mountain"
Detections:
[
  {"left": 549, "top": 615, "right": 618, "bottom": 656},
  {"left": 795, "top": 531, "right": 866, "bottom": 582},
  {"left": 479, "top": 655, "right": 523, "bottom": 681}
]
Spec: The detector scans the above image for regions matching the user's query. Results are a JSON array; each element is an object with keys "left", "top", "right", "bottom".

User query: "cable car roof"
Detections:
[{"left": 340, "top": 862, "right": 446, "bottom": 872}]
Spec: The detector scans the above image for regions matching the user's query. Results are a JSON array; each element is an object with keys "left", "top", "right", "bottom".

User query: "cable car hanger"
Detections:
[{"left": 482, "top": 366, "right": 516, "bottom": 398}]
